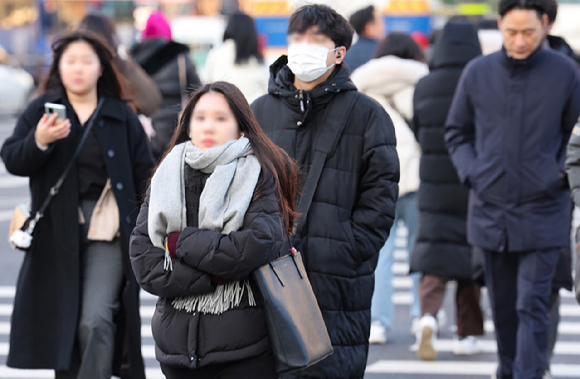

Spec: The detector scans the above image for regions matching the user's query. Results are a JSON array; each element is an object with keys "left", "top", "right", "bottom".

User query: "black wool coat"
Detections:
[
  {"left": 410, "top": 22, "right": 482, "bottom": 280},
  {"left": 251, "top": 57, "right": 399, "bottom": 379},
  {"left": 130, "top": 167, "right": 284, "bottom": 369},
  {"left": 0, "top": 92, "right": 154, "bottom": 377}
]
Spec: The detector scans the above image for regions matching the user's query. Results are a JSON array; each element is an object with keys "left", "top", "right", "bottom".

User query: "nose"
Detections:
[{"left": 514, "top": 33, "right": 526, "bottom": 47}]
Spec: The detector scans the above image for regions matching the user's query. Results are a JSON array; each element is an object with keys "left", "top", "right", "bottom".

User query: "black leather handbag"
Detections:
[
  {"left": 253, "top": 249, "right": 332, "bottom": 374},
  {"left": 253, "top": 91, "right": 359, "bottom": 374}
]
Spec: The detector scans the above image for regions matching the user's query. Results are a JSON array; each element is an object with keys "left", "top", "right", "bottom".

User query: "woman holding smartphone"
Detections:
[
  {"left": 130, "top": 81, "right": 298, "bottom": 379},
  {"left": 0, "top": 31, "right": 154, "bottom": 379}
]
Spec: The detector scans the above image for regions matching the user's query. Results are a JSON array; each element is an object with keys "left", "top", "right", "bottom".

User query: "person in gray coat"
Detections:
[{"left": 565, "top": 120, "right": 580, "bottom": 306}]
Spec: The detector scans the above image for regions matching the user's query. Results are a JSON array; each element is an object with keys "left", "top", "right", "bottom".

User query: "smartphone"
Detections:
[{"left": 44, "top": 102, "right": 67, "bottom": 124}]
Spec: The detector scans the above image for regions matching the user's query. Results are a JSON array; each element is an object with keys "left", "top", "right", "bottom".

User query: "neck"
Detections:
[
  {"left": 66, "top": 89, "right": 98, "bottom": 107},
  {"left": 294, "top": 66, "right": 336, "bottom": 91}
]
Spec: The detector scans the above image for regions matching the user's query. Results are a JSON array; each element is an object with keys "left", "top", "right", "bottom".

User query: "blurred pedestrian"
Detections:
[
  {"left": 79, "top": 14, "right": 162, "bottom": 118},
  {"left": 567, "top": 124, "right": 580, "bottom": 307},
  {"left": 204, "top": 12, "right": 268, "bottom": 104},
  {"left": 477, "top": 19, "right": 503, "bottom": 55},
  {"left": 410, "top": 21, "right": 485, "bottom": 361},
  {"left": 252, "top": 5, "right": 399, "bottom": 378},
  {"left": 543, "top": 0, "right": 580, "bottom": 63},
  {"left": 351, "top": 32, "right": 428, "bottom": 345},
  {"left": 343, "top": 5, "right": 385, "bottom": 72},
  {"left": 130, "top": 81, "right": 298, "bottom": 379},
  {"left": 131, "top": 11, "right": 201, "bottom": 158},
  {"left": 445, "top": 0, "right": 580, "bottom": 377},
  {"left": 0, "top": 30, "right": 154, "bottom": 379}
]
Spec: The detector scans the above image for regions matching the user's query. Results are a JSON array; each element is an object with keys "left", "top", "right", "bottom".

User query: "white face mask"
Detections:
[{"left": 287, "top": 43, "right": 337, "bottom": 83}]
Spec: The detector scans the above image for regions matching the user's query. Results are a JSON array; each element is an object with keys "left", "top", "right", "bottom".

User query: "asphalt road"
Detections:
[{"left": 0, "top": 115, "right": 579, "bottom": 379}]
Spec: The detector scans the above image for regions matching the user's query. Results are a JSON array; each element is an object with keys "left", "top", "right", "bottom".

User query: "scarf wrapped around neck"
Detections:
[{"left": 148, "top": 138, "right": 262, "bottom": 314}]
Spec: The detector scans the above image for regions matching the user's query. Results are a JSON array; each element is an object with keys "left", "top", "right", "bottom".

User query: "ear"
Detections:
[
  {"left": 497, "top": 15, "right": 503, "bottom": 30},
  {"left": 541, "top": 14, "right": 549, "bottom": 28},
  {"left": 335, "top": 46, "right": 347, "bottom": 65}
]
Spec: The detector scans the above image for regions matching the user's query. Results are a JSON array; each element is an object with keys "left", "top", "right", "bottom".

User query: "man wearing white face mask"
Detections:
[{"left": 251, "top": 5, "right": 399, "bottom": 379}]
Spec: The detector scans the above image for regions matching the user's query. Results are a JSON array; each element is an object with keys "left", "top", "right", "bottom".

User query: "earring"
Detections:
[{"left": 240, "top": 133, "right": 245, "bottom": 138}]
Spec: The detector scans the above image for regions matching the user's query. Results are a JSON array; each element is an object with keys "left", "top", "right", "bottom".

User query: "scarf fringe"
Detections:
[
  {"left": 171, "top": 280, "right": 256, "bottom": 315},
  {"left": 164, "top": 250, "right": 174, "bottom": 271}
]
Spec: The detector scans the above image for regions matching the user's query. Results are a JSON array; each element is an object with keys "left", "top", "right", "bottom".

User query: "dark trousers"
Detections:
[
  {"left": 160, "top": 352, "right": 277, "bottom": 379},
  {"left": 419, "top": 275, "right": 484, "bottom": 337},
  {"left": 483, "top": 248, "right": 560, "bottom": 379}
]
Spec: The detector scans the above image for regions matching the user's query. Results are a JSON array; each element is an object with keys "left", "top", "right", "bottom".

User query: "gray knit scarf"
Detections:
[{"left": 148, "top": 138, "right": 261, "bottom": 315}]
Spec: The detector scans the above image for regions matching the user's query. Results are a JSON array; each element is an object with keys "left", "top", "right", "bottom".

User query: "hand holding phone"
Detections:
[{"left": 35, "top": 103, "right": 71, "bottom": 146}]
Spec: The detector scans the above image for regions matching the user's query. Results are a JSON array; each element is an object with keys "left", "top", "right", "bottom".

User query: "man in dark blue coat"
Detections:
[
  {"left": 444, "top": 0, "right": 580, "bottom": 378},
  {"left": 343, "top": 5, "right": 384, "bottom": 73}
]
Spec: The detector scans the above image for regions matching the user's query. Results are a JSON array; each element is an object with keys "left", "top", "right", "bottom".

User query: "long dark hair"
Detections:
[
  {"left": 40, "top": 30, "right": 126, "bottom": 100},
  {"left": 374, "top": 32, "right": 426, "bottom": 62},
  {"left": 158, "top": 82, "right": 299, "bottom": 235},
  {"left": 223, "top": 12, "right": 264, "bottom": 65}
]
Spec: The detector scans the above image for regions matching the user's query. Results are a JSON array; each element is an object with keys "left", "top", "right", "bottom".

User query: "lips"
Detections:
[{"left": 202, "top": 138, "right": 216, "bottom": 147}]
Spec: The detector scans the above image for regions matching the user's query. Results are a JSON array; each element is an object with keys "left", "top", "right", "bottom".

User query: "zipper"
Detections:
[{"left": 299, "top": 90, "right": 304, "bottom": 112}]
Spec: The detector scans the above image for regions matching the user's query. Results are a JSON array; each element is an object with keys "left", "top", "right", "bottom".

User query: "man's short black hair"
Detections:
[
  {"left": 498, "top": 0, "right": 546, "bottom": 18},
  {"left": 287, "top": 4, "right": 354, "bottom": 50},
  {"left": 543, "top": 0, "right": 558, "bottom": 23},
  {"left": 349, "top": 6, "right": 375, "bottom": 36}
]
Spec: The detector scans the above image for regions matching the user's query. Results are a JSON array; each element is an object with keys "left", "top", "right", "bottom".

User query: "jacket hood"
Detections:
[
  {"left": 267, "top": 55, "right": 357, "bottom": 100},
  {"left": 547, "top": 35, "right": 579, "bottom": 62},
  {"left": 351, "top": 55, "right": 428, "bottom": 98},
  {"left": 430, "top": 21, "right": 482, "bottom": 69}
]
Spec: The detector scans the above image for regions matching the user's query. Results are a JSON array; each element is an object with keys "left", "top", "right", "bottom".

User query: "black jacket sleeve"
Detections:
[
  {"left": 350, "top": 101, "right": 400, "bottom": 264},
  {"left": 444, "top": 65, "right": 477, "bottom": 188},
  {"left": 126, "top": 107, "right": 155, "bottom": 199},
  {"left": 130, "top": 191, "right": 216, "bottom": 299},
  {"left": 0, "top": 99, "right": 55, "bottom": 177},
  {"left": 175, "top": 190, "right": 285, "bottom": 281}
]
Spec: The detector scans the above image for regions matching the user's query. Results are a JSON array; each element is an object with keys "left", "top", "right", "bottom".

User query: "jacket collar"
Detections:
[
  {"left": 44, "top": 90, "right": 125, "bottom": 122},
  {"left": 499, "top": 45, "right": 545, "bottom": 68}
]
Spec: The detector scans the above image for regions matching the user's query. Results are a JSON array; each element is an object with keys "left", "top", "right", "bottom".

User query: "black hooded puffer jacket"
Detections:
[{"left": 251, "top": 57, "right": 399, "bottom": 379}]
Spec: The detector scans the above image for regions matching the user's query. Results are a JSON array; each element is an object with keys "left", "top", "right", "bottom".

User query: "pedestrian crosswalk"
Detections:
[{"left": 0, "top": 121, "right": 579, "bottom": 378}]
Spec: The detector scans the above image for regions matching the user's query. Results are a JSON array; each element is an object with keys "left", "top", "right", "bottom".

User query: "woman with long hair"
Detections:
[
  {"left": 1, "top": 30, "right": 153, "bottom": 378},
  {"left": 351, "top": 31, "right": 429, "bottom": 345},
  {"left": 79, "top": 13, "right": 162, "bottom": 118},
  {"left": 130, "top": 81, "right": 298, "bottom": 379},
  {"left": 204, "top": 12, "right": 268, "bottom": 103}
]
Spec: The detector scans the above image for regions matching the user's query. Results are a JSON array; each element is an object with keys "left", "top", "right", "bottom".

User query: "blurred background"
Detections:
[{"left": 1, "top": 0, "right": 579, "bottom": 117}]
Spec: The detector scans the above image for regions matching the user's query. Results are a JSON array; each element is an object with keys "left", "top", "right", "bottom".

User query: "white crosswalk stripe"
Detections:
[{"left": 0, "top": 228, "right": 579, "bottom": 378}]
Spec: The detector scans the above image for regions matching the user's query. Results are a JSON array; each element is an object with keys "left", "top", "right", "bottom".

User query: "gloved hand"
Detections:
[{"left": 165, "top": 232, "right": 181, "bottom": 258}]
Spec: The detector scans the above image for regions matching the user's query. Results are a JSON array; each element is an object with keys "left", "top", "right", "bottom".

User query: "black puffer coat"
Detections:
[
  {"left": 130, "top": 167, "right": 284, "bottom": 369},
  {"left": 131, "top": 40, "right": 201, "bottom": 152},
  {"left": 251, "top": 57, "right": 399, "bottom": 379},
  {"left": 410, "top": 22, "right": 481, "bottom": 280}
]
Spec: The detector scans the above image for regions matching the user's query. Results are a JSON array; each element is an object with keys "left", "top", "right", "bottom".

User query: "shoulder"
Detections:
[{"left": 543, "top": 48, "right": 580, "bottom": 74}]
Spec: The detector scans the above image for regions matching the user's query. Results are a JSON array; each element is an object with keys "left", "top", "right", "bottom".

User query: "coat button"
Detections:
[
  {"left": 107, "top": 149, "right": 115, "bottom": 158},
  {"left": 116, "top": 183, "right": 123, "bottom": 191},
  {"left": 190, "top": 356, "right": 194, "bottom": 361},
  {"left": 98, "top": 120, "right": 105, "bottom": 128},
  {"left": 297, "top": 121, "right": 302, "bottom": 126}
]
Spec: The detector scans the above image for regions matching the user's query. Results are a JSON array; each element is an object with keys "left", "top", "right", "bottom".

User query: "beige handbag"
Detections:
[{"left": 8, "top": 204, "right": 30, "bottom": 241}]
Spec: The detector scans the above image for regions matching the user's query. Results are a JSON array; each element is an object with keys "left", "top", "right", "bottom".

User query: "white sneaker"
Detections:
[
  {"left": 369, "top": 321, "right": 387, "bottom": 344},
  {"left": 453, "top": 336, "right": 482, "bottom": 355},
  {"left": 416, "top": 314, "right": 438, "bottom": 360}
]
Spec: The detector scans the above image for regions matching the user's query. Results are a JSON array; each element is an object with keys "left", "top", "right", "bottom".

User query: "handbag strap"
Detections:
[
  {"left": 177, "top": 54, "right": 188, "bottom": 108},
  {"left": 25, "top": 98, "right": 106, "bottom": 233},
  {"left": 294, "top": 91, "right": 359, "bottom": 235}
]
